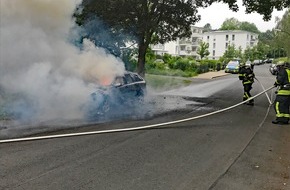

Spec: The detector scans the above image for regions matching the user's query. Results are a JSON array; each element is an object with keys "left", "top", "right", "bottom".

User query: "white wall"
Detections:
[
  {"left": 203, "top": 30, "right": 258, "bottom": 59},
  {"left": 151, "top": 29, "right": 259, "bottom": 60}
]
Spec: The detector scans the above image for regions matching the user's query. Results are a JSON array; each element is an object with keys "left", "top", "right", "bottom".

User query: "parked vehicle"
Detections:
[
  {"left": 225, "top": 60, "right": 240, "bottom": 74},
  {"left": 264, "top": 59, "right": 273, "bottom": 64},
  {"left": 253, "top": 60, "right": 263, "bottom": 65},
  {"left": 86, "top": 71, "right": 146, "bottom": 120},
  {"left": 269, "top": 63, "right": 278, "bottom": 75}
]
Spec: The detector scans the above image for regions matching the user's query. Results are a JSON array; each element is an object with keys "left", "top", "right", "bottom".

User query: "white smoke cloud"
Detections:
[{"left": 0, "top": 0, "right": 125, "bottom": 123}]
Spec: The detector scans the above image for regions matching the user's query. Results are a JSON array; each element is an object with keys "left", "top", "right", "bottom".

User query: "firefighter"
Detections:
[
  {"left": 238, "top": 62, "right": 255, "bottom": 105},
  {"left": 272, "top": 61, "right": 290, "bottom": 125}
]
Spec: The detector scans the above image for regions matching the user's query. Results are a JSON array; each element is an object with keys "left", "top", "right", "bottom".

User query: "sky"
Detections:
[{"left": 196, "top": 0, "right": 286, "bottom": 32}]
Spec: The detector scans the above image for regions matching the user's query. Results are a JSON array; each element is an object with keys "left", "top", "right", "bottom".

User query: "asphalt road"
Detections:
[{"left": 1, "top": 64, "right": 290, "bottom": 190}]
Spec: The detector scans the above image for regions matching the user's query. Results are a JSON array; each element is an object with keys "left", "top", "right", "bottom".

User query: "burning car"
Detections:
[{"left": 86, "top": 71, "right": 146, "bottom": 121}]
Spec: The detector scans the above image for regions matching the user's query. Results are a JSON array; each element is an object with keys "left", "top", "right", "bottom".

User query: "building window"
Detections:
[
  {"left": 225, "top": 43, "right": 228, "bottom": 48},
  {"left": 247, "top": 34, "right": 249, "bottom": 40},
  {"left": 232, "top": 35, "right": 235, "bottom": 41},
  {"left": 213, "top": 43, "right": 216, "bottom": 49},
  {"left": 226, "top": 35, "right": 229, "bottom": 41},
  {"left": 207, "top": 36, "right": 210, "bottom": 40},
  {"left": 192, "top": 37, "right": 197, "bottom": 42},
  {"left": 213, "top": 50, "right": 215, "bottom": 56},
  {"left": 180, "top": 45, "right": 186, "bottom": 51}
]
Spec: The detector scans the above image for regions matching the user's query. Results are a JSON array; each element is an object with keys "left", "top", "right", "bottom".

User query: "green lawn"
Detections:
[{"left": 145, "top": 74, "right": 192, "bottom": 92}]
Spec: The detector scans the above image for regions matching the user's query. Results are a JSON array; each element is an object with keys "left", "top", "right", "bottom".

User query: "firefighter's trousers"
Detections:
[
  {"left": 274, "top": 94, "right": 290, "bottom": 122},
  {"left": 243, "top": 83, "right": 253, "bottom": 103}
]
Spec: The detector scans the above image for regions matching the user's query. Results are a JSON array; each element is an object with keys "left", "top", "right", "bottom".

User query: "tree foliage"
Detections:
[
  {"left": 220, "top": 18, "right": 240, "bottom": 30},
  {"left": 242, "top": 0, "right": 289, "bottom": 20},
  {"left": 223, "top": 44, "right": 238, "bottom": 60},
  {"left": 203, "top": 23, "right": 212, "bottom": 32},
  {"left": 197, "top": 41, "right": 210, "bottom": 59},
  {"left": 239, "top": 21, "right": 260, "bottom": 33},
  {"left": 220, "top": 17, "right": 260, "bottom": 33},
  {"left": 275, "top": 8, "right": 290, "bottom": 57}
]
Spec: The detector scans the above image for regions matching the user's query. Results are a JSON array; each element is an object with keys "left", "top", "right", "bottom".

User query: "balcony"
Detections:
[{"left": 179, "top": 40, "right": 192, "bottom": 45}]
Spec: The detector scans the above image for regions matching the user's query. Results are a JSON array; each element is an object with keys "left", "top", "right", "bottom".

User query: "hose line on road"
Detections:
[
  {"left": 0, "top": 85, "right": 275, "bottom": 144},
  {"left": 255, "top": 77, "right": 272, "bottom": 104},
  {"left": 208, "top": 83, "right": 275, "bottom": 190}
]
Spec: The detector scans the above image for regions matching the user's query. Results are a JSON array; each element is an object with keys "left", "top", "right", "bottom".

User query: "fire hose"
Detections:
[
  {"left": 254, "top": 77, "right": 272, "bottom": 105},
  {"left": 0, "top": 85, "right": 275, "bottom": 144}
]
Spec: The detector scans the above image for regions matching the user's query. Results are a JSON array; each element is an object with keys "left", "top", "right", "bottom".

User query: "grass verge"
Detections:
[{"left": 145, "top": 74, "right": 192, "bottom": 92}]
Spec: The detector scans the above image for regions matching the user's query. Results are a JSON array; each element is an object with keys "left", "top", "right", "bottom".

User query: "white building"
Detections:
[
  {"left": 151, "top": 28, "right": 259, "bottom": 60},
  {"left": 202, "top": 30, "right": 259, "bottom": 60},
  {"left": 151, "top": 26, "right": 204, "bottom": 59}
]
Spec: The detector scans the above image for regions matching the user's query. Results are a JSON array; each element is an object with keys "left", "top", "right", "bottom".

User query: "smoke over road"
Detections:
[{"left": 0, "top": 0, "right": 125, "bottom": 124}]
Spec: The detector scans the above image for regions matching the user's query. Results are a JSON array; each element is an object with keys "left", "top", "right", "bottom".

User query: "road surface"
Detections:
[{"left": 1, "top": 64, "right": 289, "bottom": 190}]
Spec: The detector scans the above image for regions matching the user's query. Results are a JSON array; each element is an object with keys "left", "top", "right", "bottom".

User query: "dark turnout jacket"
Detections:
[
  {"left": 275, "top": 68, "right": 290, "bottom": 95},
  {"left": 238, "top": 66, "right": 255, "bottom": 85}
]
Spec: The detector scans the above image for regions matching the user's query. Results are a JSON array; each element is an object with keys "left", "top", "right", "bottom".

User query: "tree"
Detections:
[
  {"left": 275, "top": 8, "right": 290, "bottom": 58},
  {"left": 239, "top": 21, "right": 260, "bottom": 33},
  {"left": 197, "top": 42, "right": 210, "bottom": 59},
  {"left": 243, "top": 46, "right": 255, "bottom": 61},
  {"left": 220, "top": 18, "right": 240, "bottom": 30},
  {"left": 259, "top": 30, "right": 275, "bottom": 44},
  {"left": 242, "top": 0, "right": 289, "bottom": 20},
  {"left": 75, "top": 0, "right": 289, "bottom": 76},
  {"left": 223, "top": 44, "right": 237, "bottom": 60},
  {"left": 203, "top": 23, "right": 212, "bottom": 32},
  {"left": 220, "top": 18, "right": 260, "bottom": 33}
]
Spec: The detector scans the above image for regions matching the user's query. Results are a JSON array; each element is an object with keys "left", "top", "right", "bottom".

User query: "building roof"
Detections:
[{"left": 203, "top": 30, "right": 258, "bottom": 35}]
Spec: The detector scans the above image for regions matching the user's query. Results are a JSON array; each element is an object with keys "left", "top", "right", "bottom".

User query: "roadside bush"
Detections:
[
  {"left": 174, "top": 59, "right": 189, "bottom": 71},
  {"left": 216, "top": 62, "right": 221, "bottom": 71},
  {"left": 147, "top": 68, "right": 196, "bottom": 77},
  {"left": 196, "top": 62, "right": 209, "bottom": 74},
  {"left": 155, "top": 62, "right": 166, "bottom": 70},
  {"left": 274, "top": 57, "right": 290, "bottom": 63}
]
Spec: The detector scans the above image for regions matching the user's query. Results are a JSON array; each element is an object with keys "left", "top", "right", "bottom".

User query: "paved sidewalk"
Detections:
[{"left": 194, "top": 70, "right": 231, "bottom": 79}]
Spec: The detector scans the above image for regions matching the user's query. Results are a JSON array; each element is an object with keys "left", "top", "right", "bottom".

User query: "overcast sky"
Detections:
[{"left": 196, "top": 0, "right": 286, "bottom": 32}]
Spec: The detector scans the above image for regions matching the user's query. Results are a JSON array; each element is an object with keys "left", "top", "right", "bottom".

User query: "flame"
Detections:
[{"left": 100, "top": 76, "right": 113, "bottom": 86}]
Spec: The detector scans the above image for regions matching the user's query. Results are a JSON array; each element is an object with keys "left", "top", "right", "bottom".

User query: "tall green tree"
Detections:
[
  {"left": 244, "top": 46, "right": 255, "bottom": 61},
  {"left": 220, "top": 18, "right": 240, "bottom": 30},
  {"left": 74, "top": 0, "right": 289, "bottom": 76},
  {"left": 223, "top": 44, "right": 238, "bottom": 60},
  {"left": 197, "top": 42, "right": 210, "bottom": 59},
  {"left": 275, "top": 8, "right": 290, "bottom": 57},
  {"left": 220, "top": 18, "right": 260, "bottom": 33},
  {"left": 239, "top": 21, "right": 260, "bottom": 33},
  {"left": 203, "top": 23, "right": 212, "bottom": 32}
]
